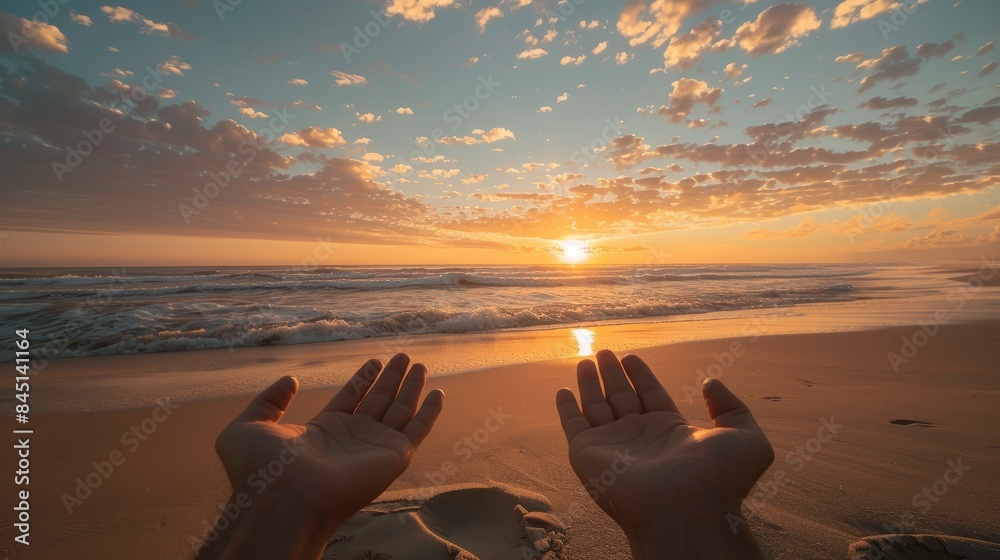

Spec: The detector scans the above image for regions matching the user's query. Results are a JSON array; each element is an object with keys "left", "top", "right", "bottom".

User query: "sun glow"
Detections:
[
  {"left": 573, "top": 328, "right": 595, "bottom": 356},
  {"left": 557, "top": 240, "right": 591, "bottom": 264}
]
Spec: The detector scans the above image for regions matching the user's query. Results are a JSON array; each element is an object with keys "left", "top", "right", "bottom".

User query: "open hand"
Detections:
[
  {"left": 556, "top": 350, "right": 773, "bottom": 557},
  {"left": 200, "top": 354, "right": 443, "bottom": 558}
]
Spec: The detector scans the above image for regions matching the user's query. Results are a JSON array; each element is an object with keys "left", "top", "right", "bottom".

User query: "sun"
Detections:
[{"left": 557, "top": 240, "right": 591, "bottom": 264}]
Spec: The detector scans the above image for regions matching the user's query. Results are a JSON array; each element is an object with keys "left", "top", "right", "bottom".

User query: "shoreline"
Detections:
[{"left": 8, "top": 275, "right": 999, "bottom": 412}]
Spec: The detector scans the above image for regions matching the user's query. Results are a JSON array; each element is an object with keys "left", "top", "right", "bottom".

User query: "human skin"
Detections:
[
  {"left": 195, "top": 353, "right": 444, "bottom": 560},
  {"left": 555, "top": 349, "right": 774, "bottom": 560}
]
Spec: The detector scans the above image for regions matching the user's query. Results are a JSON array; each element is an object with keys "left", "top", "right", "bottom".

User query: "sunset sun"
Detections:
[{"left": 557, "top": 240, "right": 591, "bottom": 264}]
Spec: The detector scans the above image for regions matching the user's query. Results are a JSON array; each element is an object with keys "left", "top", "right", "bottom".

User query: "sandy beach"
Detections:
[{"left": 4, "top": 284, "right": 999, "bottom": 560}]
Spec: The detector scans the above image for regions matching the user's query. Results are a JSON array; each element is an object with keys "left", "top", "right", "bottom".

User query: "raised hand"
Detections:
[
  {"left": 197, "top": 353, "right": 444, "bottom": 560},
  {"left": 556, "top": 350, "right": 773, "bottom": 559}
]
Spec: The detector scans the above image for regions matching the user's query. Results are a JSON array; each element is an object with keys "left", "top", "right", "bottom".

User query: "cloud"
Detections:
[
  {"left": 396, "top": 107, "right": 414, "bottom": 115},
  {"left": 357, "top": 112, "right": 381, "bottom": 123},
  {"left": 663, "top": 17, "right": 729, "bottom": 69},
  {"left": 734, "top": 4, "right": 821, "bottom": 57},
  {"left": 157, "top": 55, "right": 191, "bottom": 76},
  {"left": 362, "top": 152, "right": 385, "bottom": 162},
  {"left": 834, "top": 51, "right": 867, "bottom": 63},
  {"left": 313, "top": 43, "right": 343, "bottom": 53},
  {"left": 602, "top": 135, "right": 654, "bottom": 170},
  {"left": 330, "top": 71, "right": 368, "bottom": 86},
  {"left": 440, "top": 128, "right": 515, "bottom": 145},
  {"left": 615, "top": 52, "right": 630, "bottom": 65},
  {"left": 858, "top": 95, "right": 918, "bottom": 110},
  {"left": 978, "top": 62, "right": 998, "bottom": 79},
  {"left": 461, "top": 56, "right": 480, "bottom": 67},
  {"left": 750, "top": 98, "right": 774, "bottom": 109},
  {"left": 830, "top": 0, "right": 927, "bottom": 29},
  {"left": 561, "top": 54, "right": 587, "bottom": 65},
  {"left": 481, "top": 127, "right": 516, "bottom": 143},
  {"left": 617, "top": 0, "right": 734, "bottom": 47},
  {"left": 280, "top": 127, "right": 346, "bottom": 147},
  {"left": 386, "top": 0, "right": 459, "bottom": 23},
  {"left": 724, "top": 62, "right": 747, "bottom": 79},
  {"left": 517, "top": 48, "right": 548, "bottom": 60},
  {"left": 978, "top": 41, "right": 995, "bottom": 56},
  {"left": 593, "top": 41, "right": 608, "bottom": 55},
  {"left": 903, "top": 230, "right": 971, "bottom": 248},
  {"left": 287, "top": 78, "right": 308, "bottom": 86},
  {"left": 915, "top": 40, "right": 957, "bottom": 58},
  {"left": 239, "top": 107, "right": 268, "bottom": 119},
  {"left": 659, "top": 78, "right": 723, "bottom": 123},
  {"left": 0, "top": 10, "right": 69, "bottom": 54},
  {"left": 70, "top": 11, "right": 93, "bottom": 26},
  {"left": 856, "top": 46, "right": 923, "bottom": 93},
  {"left": 462, "top": 174, "right": 487, "bottom": 185},
  {"left": 475, "top": 6, "right": 503, "bottom": 31},
  {"left": 538, "top": 106, "right": 552, "bottom": 113},
  {"left": 99, "top": 5, "right": 191, "bottom": 39},
  {"left": 556, "top": 92, "right": 569, "bottom": 103}
]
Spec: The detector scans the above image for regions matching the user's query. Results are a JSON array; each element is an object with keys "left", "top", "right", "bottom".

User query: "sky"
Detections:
[{"left": 0, "top": 0, "right": 998, "bottom": 266}]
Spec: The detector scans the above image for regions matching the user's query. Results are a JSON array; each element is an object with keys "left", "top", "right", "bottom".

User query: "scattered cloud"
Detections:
[
  {"left": 734, "top": 4, "right": 821, "bottom": 57},
  {"left": 331, "top": 71, "right": 368, "bottom": 86}
]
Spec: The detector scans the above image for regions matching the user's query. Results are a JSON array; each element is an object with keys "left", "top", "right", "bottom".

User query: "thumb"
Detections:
[
  {"left": 236, "top": 376, "right": 299, "bottom": 423},
  {"left": 702, "top": 378, "right": 762, "bottom": 433}
]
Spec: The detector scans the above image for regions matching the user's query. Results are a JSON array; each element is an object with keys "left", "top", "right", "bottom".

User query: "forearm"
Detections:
[
  {"left": 624, "top": 501, "right": 766, "bottom": 560},
  {"left": 194, "top": 491, "right": 338, "bottom": 560}
]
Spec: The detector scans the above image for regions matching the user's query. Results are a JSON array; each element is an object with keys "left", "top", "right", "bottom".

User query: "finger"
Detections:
[
  {"left": 402, "top": 389, "right": 445, "bottom": 449},
  {"left": 703, "top": 378, "right": 764, "bottom": 434},
  {"left": 621, "top": 354, "right": 682, "bottom": 416},
  {"left": 236, "top": 376, "right": 298, "bottom": 423},
  {"left": 556, "top": 388, "right": 590, "bottom": 444},
  {"left": 357, "top": 353, "right": 412, "bottom": 420},
  {"left": 322, "top": 358, "right": 383, "bottom": 414},
  {"left": 381, "top": 363, "right": 426, "bottom": 431},
  {"left": 596, "top": 349, "right": 644, "bottom": 418},
  {"left": 577, "top": 360, "right": 615, "bottom": 426}
]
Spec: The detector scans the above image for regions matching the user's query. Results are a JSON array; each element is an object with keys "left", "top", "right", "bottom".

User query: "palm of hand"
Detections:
[
  {"left": 557, "top": 351, "right": 774, "bottom": 533},
  {"left": 215, "top": 355, "right": 444, "bottom": 530},
  {"left": 568, "top": 412, "right": 772, "bottom": 529}
]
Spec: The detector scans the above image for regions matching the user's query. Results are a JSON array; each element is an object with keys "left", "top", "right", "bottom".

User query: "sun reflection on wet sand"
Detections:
[{"left": 573, "top": 328, "right": 595, "bottom": 356}]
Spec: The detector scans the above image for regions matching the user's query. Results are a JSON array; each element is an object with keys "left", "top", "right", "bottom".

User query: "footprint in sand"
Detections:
[
  {"left": 761, "top": 396, "right": 783, "bottom": 402},
  {"left": 889, "top": 419, "right": 936, "bottom": 427},
  {"left": 850, "top": 534, "right": 1000, "bottom": 560},
  {"left": 322, "top": 484, "right": 567, "bottom": 560}
]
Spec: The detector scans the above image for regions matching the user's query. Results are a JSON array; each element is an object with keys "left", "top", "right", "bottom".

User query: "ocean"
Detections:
[{"left": 0, "top": 264, "right": 875, "bottom": 361}]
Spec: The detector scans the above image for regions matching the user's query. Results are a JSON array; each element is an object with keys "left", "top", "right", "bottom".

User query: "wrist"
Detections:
[
  {"left": 195, "top": 489, "right": 341, "bottom": 560},
  {"left": 623, "top": 499, "right": 764, "bottom": 560}
]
